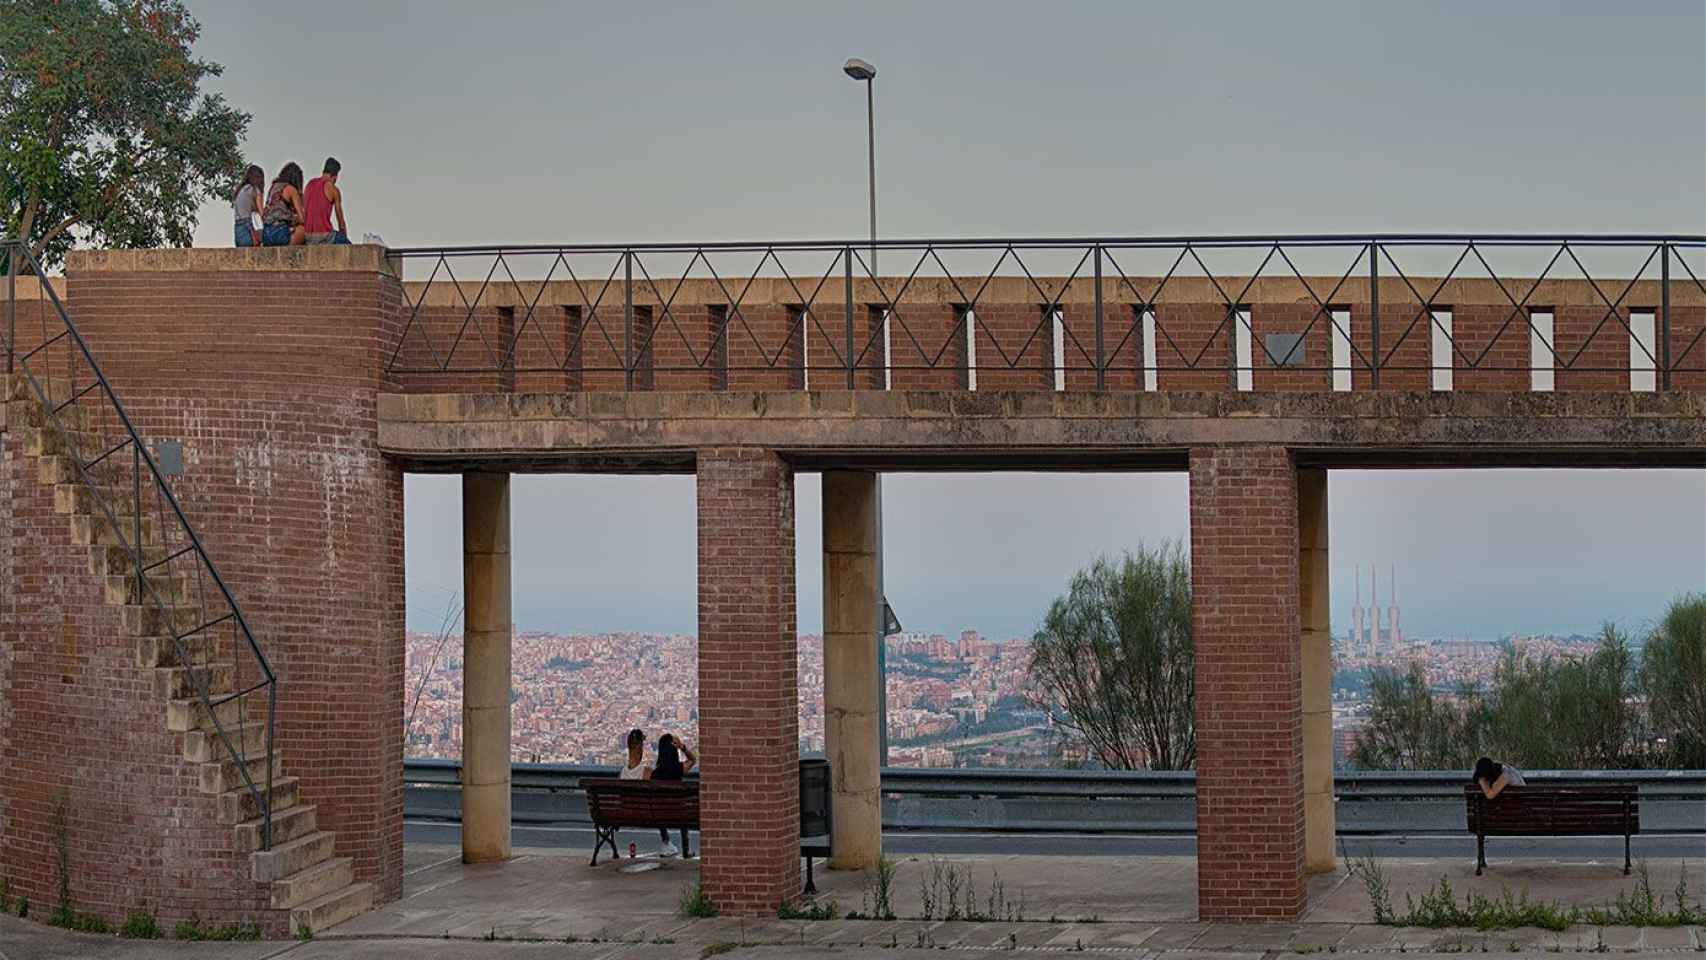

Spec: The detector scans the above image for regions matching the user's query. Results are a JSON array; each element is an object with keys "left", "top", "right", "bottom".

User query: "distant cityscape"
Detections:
[{"left": 404, "top": 593, "right": 1620, "bottom": 771}]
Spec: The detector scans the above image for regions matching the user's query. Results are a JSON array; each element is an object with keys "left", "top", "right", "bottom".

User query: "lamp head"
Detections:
[{"left": 843, "top": 58, "right": 876, "bottom": 81}]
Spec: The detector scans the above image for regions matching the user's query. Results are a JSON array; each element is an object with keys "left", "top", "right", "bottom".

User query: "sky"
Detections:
[{"left": 180, "top": 2, "right": 1706, "bottom": 641}]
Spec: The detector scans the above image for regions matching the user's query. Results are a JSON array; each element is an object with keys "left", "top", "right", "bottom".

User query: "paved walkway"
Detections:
[{"left": 1, "top": 846, "right": 1701, "bottom": 958}]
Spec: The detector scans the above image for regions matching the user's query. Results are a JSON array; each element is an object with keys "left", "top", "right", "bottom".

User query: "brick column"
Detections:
[
  {"left": 461, "top": 471, "right": 512, "bottom": 864},
  {"left": 822, "top": 470, "right": 883, "bottom": 869},
  {"left": 1189, "top": 445, "right": 1306, "bottom": 920},
  {"left": 696, "top": 448, "right": 798, "bottom": 914},
  {"left": 1297, "top": 467, "right": 1336, "bottom": 874}
]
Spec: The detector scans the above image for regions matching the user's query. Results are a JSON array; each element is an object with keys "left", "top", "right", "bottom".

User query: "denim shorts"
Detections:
[
  {"left": 261, "top": 223, "right": 293, "bottom": 246},
  {"left": 306, "top": 231, "right": 351, "bottom": 245},
  {"left": 234, "top": 222, "right": 255, "bottom": 247}
]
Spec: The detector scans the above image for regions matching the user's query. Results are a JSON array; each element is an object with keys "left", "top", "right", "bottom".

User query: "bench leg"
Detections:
[
  {"left": 1476, "top": 832, "right": 1485, "bottom": 876},
  {"left": 681, "top": 828, "right": 692, "bottom": 859},
  {"left": 804, "top": 855, "right": 817, "bottom": 895},
  {"left": 591, "top": 826, "right": 617, "bottom": 867},
  {"left": 1624, "top": 831, "right": 1631, "bottom": 876}
]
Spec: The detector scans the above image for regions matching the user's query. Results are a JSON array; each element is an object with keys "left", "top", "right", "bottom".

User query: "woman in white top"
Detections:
[
  {"left": 232, "top": 166, "right": 264, "bottom": 247},
  {"left": 616, "top": 729, "right": 678, "bottom": 856},
  {"left": 1473, "top": 756, "right": 1527, "bottom": 799}
]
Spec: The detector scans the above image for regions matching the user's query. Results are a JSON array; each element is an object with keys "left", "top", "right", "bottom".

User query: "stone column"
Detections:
[
  {"left": 1189, "top": 446, "right": 1306, "bottom": 921},
  {"left": 697, "top": 448, "right": 798, "bottom": 915},
  {"left": 1298, "top": 468, "right": 1336, "bottom": 874},
  {"left": 822, "top": 470, "right": 882, "bottom": 869},
  {"left": 462, "top": 471, "right": 512, "bottom": 864}
]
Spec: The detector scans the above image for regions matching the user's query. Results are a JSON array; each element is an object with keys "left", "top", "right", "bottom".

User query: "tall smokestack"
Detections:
[
  {"left": 1370, "top": 563, "right": 1382, "bottom": 656},
  {"left": 1388, "top": 562, "right": 1402, "bottom": 648},
  {"left": 1352, "top": 566, "right": 1365, "bottom": 655}
]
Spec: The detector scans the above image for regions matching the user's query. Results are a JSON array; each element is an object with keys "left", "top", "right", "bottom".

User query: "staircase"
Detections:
[{"left": 3, "top": 241, "right": 373, "bottom": 936}]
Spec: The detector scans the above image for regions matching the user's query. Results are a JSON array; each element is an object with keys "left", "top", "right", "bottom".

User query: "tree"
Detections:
[
  {"left": 1484, "top": 625, "right": 1643, "bottom": 769},
  {"left": 1, "top": 0, "right": 248, "bottom": 269},
  {"left": 1027, "top": 543, "right": 1194, "bottom": 770},
  {"left": 1349, "top": 663, "right": 1484, "bottom": 771},
  {"left": 1643, "top": 593, "right": 1706, "bottom": 767}
]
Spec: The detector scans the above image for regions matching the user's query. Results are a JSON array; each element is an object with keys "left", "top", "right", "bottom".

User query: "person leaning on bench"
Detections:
[
  {"left": 618, "top": 729, "right": 698, "bottom": 858},
  {"left": 1472, "top": 756, "right": 1526, "bottom": 799}
]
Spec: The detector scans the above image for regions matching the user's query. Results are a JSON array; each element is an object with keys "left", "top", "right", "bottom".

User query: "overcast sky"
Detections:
[{"left": 182, "top": 2, "right": 1705, "bottom": 641}]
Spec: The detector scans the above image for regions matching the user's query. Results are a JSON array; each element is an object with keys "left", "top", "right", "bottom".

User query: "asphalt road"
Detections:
[{"left": 404, "top": 820, "right": 1706, "bottom": 860}]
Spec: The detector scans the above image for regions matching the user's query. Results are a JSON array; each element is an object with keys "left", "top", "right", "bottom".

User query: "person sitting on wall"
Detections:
[
  {"left": 233, "top": 165, "right": 265, "bottom": 247},
  {"left": 650, "top": 733, "right": 697, "bottom": 858},
  {"left": 261, "top": 162, "right": 307, "bottom": 246},
  {"left": 303, "top": 157, "right": 351, "bottom": 245},
  {"left": 1472, "top": 755, "right": 1526, "bottom": 799}
]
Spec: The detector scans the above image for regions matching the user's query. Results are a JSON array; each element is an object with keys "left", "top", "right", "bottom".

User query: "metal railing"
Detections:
[
  {"left": 383, "top": 234, "right": 1706, "bottom": 391},
  {"left": 2, "top": 240, "right": 276, "bottom": 849},
  {"left": 402, "top": 759, "right": 1706, "bottom": 836}
]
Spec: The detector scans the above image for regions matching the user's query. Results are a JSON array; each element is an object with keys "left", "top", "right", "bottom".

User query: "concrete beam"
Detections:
[
  {"left": 378, "top": 391, "right": 1706, "bottom": 474},
  {"left": 1298, "top": 468, "right": 1335, "bottom": 874}
]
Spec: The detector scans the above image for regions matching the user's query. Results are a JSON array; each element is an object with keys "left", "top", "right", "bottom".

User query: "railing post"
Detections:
[
  {"left": 132, "top": 444, "right": 144, "bottom": 604},
  {"left": 1368, "top": 239, "right": 1381, "bottom": 390},
  {"left": 5, "top": 241, "right": 15, "bottom": 374},
  {"left": 623, "top": 250, "right": 634, "bottom": 392},
  {"left": 1093, "top": 245, "right": 1105, "bottom": 390},
  {"left": 844, "top": 247, "right": 856, "bottom": 389},
  {"left": 1660, "top": 242, "right": 1671, "bottom": 392}
]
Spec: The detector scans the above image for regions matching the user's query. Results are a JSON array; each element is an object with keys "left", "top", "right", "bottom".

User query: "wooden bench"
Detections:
[
  {"left": 1464, "top": 784, "right": 1639, "bottom": 876},
  {"left": 582, "top": 778, "right": 700, "bottom": 866}
]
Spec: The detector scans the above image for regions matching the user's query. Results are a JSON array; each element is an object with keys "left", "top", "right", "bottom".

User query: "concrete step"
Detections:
[
  {"left": 270, "top": 856, "right": 353, "bottom": 910},
  {"left": 183, "top": 720, "right": 267, "bottom": 763},
  {"left": 120, "top": 601, "right": 200, "bottom": 637},
  {"left": 22, "top": 426, "right": 107, "bottom": 459},
  {"left": 6, "top": 374, "right": 78, "bottom": 404},
  {"left": 8, "top": 395, "right": 96, "bottom": 431},
  {"left": 218, "top": 776, "right": 298, "bottom": 824},
  {"left": 251, "top": 830, "right": 335, "bottom": 883},
  {"left": 107, "top": 572, "right": 192, "bottom": 606},
  {"left": 54, "top": 481, "right": 125, "bottom": 517},
  {"left": 154, "top": 662, "right": 234, "bottom": 700},
  {"left": 288, "top": 881, "right": 373, "bottom": 937},
  {"left": 89, "top": 542, "right": 171, "bottom": 578},
  {"left": 38, "top": 454, "right": 126, "bottom": 486},
  {"left": 197, "top": 750, "right": 283, "bottom": 795},
  {"left": 70, "top": 512, "right": 157, "bottom": 547},
  {"left": 136, "top": 633, "right": 215, "bottom": 669},
  {"left": 165, "top": 695, "right": 244, "bottom": 733},
  {"left": 236, "top": 802, "right": 316, "bottom": 854}
]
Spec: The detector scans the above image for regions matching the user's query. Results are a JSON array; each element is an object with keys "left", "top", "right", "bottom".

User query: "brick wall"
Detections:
[
  {"left": 695, "top": 447, "right": 799, "bottom": 915},
  {"left": 726, "top": 305, "right": 803, "bottom": 392},
  {"left": 1155, "top": 304, "right": 1233, "bottom": 391},
  {"left": 40, "top": 253, "right": 407, "bottom": 920},
  {"left": 971, "top": 304, "right": 1053, "bottom": 391},
  {"left": 1060, "top": 304, "right": 1144, "bottom": 392},
  {"left": 1554, "top": 305, "right": 1630, "bottom": 393},
  {"left": 1189, "top": 445, "right": 1306, "bottom": 921},
  {"left": 1250, "top": 304, "right": 1331, "bottom": 392},
  {"left": 887, "top": 303, "right": 965, "bottom": 391},
  {"left": 1451, "top": 304, "right": 1531, "bottom": 392}
]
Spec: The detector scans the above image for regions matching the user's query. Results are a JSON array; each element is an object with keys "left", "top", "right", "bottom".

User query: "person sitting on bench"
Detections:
[
  {"left": 651, "top": 733, "right": 697, "bottom": 858},
  {"left": 1473, "top": 756, "right": 1526, "bottom": 799}
]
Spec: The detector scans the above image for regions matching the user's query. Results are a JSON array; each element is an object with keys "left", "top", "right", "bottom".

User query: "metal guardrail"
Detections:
[
  {"left": 403, "top": 760, "right": 1706, "bottom": 836},
  {"left": 383, "top": 234, "right": 1706, "bottom": 391}
]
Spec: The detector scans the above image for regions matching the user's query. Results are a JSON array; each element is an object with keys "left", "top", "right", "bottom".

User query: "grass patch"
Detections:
[
  {"left": 701, "top": 944, "right": 738, "bottom": 958},
  {"left": 1347, "top": 855, "right": 1705, "bottom": 930},
  {"left": 46, "top": 908, "right": 111, "bottom": 934},
  {"left": 120, "top": 909, "right": 161, "bottom": 939},
  {"left": 778, "top": 898, "right": 838, "bottom": 921},
  {"left": 679, "top": 883, "right": 719, "bottom": 919},
  {"left": 173, "top": 916, "right": 262, "bottom": 941},
  {"left": 846, "top": 854, "right": 899, "bottom": 921}
]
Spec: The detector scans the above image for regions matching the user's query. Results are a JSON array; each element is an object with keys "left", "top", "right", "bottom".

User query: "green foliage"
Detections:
[
  {"left": 1643, "top": 594, "right": 1706, "bottom": 767},
  {"left": 47, "top": 907, "right": 111, "bottom": 933},
  {"left": 50, "top": 790, "right": 71, "bottom": 922},
  {"left": 678, "top": 883, "right": 719, "bottom": 919},
  {"left": 1028, "top": 542, "right": 1194, "bottom": 770},
  {"left": 0, "top": 876, "right": 10, "bottom": 915},
  {"left": 777, "top": 898, "right": 838, "bottom": 921},
  {"left": 916, "top": 857, "right": 1027, "bottom": 922},
  {"left": 120, "top": 909, "right": 161, "bottom": 939},
  {"left": 1352, "top": 857, "right": 1704, "bottom": 930},
  {"left": 0, "top": 0, "right": 250, "bottom": 267},
  {"left": 172, "top": 916, "right": 261, "bottom": 941},
  {"left": 1352, "top": 622, "right": 1661, "bottom": 771}
]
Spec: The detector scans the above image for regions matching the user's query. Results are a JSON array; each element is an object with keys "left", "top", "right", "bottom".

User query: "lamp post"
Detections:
[
  {"left": 842, "top": 56, "right": 887, "bottom": 763},
  {"left": 843, "top": 58, "right": 876, "bottom": 274}
]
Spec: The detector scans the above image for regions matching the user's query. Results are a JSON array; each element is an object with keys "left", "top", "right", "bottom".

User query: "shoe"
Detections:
[{"left": 659, "top": 841, "right": 679, "bottom": 858}]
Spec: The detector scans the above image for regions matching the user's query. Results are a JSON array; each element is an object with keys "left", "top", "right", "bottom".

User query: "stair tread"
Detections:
[
  {"left": 274, "top": 854, "right": 350, "bottom": 885},
  {"left": 262, "top": 829, "right": 334, "bottom": 855},
  {"left": 293, "top": 880, "right": 372, "bottom": 909},
  {"left": 238, "top": 802, "right": 312, "bottom": 830},
  {"left": 219, "top": 774, "right": 298, "bottom": 799}
]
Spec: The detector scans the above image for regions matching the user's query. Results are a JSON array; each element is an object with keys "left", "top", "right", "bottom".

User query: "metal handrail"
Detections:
[
  {"left": 2, "top": 239, "right": 277, "bottom": 850},
  {"left": 381, "top": 234, "right": 1706, "bottom": 392}
]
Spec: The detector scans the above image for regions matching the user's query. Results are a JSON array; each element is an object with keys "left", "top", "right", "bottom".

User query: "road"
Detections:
[{"left": 404, "top": 820, "right": 1706, "bottom": 860}]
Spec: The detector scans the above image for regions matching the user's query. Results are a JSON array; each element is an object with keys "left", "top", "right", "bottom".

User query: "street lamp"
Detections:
[
  {"left": 843, "top": 58, "right": 876, "bottom": 274},
  {"left": 843, "top": 56, "right": 888, "bottom": 763}
]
